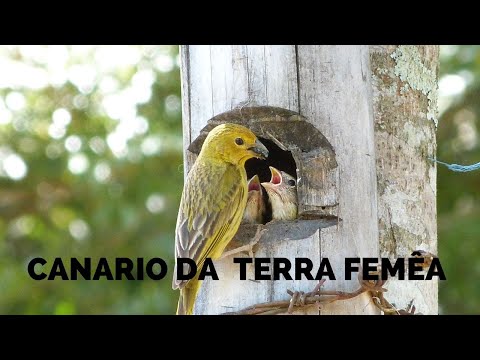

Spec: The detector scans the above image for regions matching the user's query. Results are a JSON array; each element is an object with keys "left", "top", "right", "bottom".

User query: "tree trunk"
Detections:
[
  {"left": 370, "top": 46, "right": 439, "bottom": 314},
  {"left": 180, "top": 45, "right": 438, "bottom": 315}
]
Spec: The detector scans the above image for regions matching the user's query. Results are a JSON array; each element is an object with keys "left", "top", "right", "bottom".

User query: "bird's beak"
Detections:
[
  {"left": 248, "top": 139, "right": 269, "bottom": 160},
  {"left": 261, "top": 166, "right": 282, "bottom": 192},
  {"left": 260, "top": 181, "right": 273, "bottom": 191},
  {"left": 268, "top": 166, "right": 282, "bottom": 185},
  {"left": 248, "top": 175, "right": 261, "bottom": 192}
]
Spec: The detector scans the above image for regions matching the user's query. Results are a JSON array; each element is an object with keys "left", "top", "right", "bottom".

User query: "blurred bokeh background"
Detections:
[
  {"left": 437, "top": 45, "right": 480, "bottom": 314},
  {"left": 0, "top": 46, "right": 183, "bottom": 314},
  {"left": 0, "top": 45, "right": 476, "bottom": 314}
]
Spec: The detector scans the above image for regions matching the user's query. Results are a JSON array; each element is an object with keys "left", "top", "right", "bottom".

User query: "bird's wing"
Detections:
[{"left": 172, "top": 163, "right": 246, "bottom": 289}]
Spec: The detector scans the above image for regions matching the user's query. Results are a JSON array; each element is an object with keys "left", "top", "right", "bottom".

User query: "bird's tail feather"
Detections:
[{"left": 176, "top": 281, "right": 201, "bottom": 315}]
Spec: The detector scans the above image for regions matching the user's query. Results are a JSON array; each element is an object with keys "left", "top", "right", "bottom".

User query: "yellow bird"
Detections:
[
  {"left": 242, "top": 175, "right": 266, "bottom": 224},
  {"left": 261, "top": 166, "right": 298, "bottom": 221},
  {"left": 173, "top": 123, "right": 268, "bottom": 315}
]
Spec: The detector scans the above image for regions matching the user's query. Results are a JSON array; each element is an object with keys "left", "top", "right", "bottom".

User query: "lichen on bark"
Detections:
[
  {"left": 370, "top": 45, "right": 438, "bottom": 256},
  {"left": 370, "top": 45, "right": 438, "bottom": 314},
  {"left": 390, "top": 45, "right": 439, "bottom": 127}
]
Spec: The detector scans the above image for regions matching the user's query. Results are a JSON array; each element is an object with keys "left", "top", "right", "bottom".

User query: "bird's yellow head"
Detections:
[{"left": 200, "top": 123, "right": 269, "bottom": 165}]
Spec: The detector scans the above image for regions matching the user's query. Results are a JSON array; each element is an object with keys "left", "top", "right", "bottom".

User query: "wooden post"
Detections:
[
  {"left": 370, "top": 45, "right": 439, "bottom": 314},
  {"left": 180, "top": 45, "right": 438, "bottom": 315}
]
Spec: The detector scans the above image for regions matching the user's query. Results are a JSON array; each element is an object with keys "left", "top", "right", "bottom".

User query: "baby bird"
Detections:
[
  {"left": 242, "top": 175, "right": 266, "bottom": 224},
  {"left": 261, "top": 166, "right": 298, "bottom": 221}
]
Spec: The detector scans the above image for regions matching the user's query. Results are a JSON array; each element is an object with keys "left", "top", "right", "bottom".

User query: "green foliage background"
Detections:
[
  {"left": 0, "top": 46, "right": 183, "bottom": 314},
  {"left": 0, "top": 45, "right": 476, "bottom": 314},
  {"left": 437, "top": 46, "right": 480, "bottom": 314}
]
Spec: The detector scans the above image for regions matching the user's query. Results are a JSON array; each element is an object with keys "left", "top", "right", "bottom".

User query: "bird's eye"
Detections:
[
  {"left": 235, "top": 137, "right": 244, "bottom": 145},
  {"left": 287, "top": 179, "right": 296, "bottom": 186}
]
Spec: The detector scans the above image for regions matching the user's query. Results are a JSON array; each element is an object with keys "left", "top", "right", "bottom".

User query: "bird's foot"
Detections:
[{"left": 220, "top": 228, "right": 266, "bottom": 260}]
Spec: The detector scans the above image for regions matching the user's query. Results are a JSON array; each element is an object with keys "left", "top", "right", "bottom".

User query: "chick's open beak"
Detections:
[
  {"left": 248, "top": 175, "right": 261, "bottom": 192},
  {"left": 249, "top": 139, "right": 268, "bottom": 160},
  {"left": 261, "top": 166, "right": 282, "bottom": 191},
  {"left": 268, "top": 166, "right": 282, "bottom": 185}
]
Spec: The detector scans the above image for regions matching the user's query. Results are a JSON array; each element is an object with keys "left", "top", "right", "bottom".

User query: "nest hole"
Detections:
[
  {"left": 245, "top": 137, "right": 297, "bottom": 224},
  {"left": 245, "top": 137, "right": 297, "bottom": 182}
]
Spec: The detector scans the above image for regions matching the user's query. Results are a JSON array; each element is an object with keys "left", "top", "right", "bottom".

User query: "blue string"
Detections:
[{"left": 429, "top": 158, "right": 480, "bottom": 172}]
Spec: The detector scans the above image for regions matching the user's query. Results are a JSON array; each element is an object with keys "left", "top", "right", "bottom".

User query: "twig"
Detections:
[{"left": 265, "top": 131, "right": 289, "bottom": 151}]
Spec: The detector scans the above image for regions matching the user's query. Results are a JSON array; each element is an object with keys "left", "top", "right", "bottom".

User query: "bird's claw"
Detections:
[{"left": 220, "top": 227, "right": 266, "bottom": 260}]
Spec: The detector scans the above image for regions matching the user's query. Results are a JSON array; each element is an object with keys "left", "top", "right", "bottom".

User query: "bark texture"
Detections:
[{"left": 370, "top": 45, "right": 438, "bottom": 314}]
